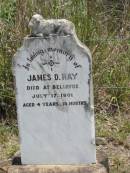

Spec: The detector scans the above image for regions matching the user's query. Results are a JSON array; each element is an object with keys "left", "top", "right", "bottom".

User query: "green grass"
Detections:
[
  {"left": 96, "top": 113, "right": 130, "bottom": 173},
  {"left": 0, "top": 121, "right": 19, "bottom": 159},
  {"left": 96, "top": 113, "right": 130, "bottom": 144},
  {"left": 0, "top": 0, "right": 130, "bottom": 119}
]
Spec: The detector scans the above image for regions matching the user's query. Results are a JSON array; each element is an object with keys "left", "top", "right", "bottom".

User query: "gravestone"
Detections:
[{"left": 13, "top": 14, "right": 96, "bottom": 165}]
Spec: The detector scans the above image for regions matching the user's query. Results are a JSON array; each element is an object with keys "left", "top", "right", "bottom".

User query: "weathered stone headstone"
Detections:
[{"left": 13, "top": 14, "right": 96, "bottom": 164}]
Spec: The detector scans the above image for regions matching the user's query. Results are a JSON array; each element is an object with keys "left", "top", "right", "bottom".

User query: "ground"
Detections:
[{"left": 96, "top": 114, "right": 130, "bottom": 173}]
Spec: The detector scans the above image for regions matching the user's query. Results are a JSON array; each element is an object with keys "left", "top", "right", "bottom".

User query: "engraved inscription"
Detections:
[{"left": 20, "top": 48, "right": 88, "bottom": 110}]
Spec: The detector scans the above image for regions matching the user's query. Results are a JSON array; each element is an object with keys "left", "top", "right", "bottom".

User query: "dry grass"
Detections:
[
  {"left": 0, "top": 0, "right": 130, "bottom": 119},
  {"left": 0, "top": 121, "right": 19, "bottom": 160}
]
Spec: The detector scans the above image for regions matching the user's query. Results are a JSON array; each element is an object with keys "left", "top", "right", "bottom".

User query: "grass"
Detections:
[
  {"left": 96, "top": 113, "right": 130, "bottom": 145},
  {"left": 0, "top": 0, "right": 130, "bottom": 119},
  {"left": 96, "top": 113, "right": 130, "bottom": 173},
  {"left": 0, "top": 121, "right": 19, "bottom": 160}
]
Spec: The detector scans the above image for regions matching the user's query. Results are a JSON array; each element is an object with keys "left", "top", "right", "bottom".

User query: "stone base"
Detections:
[
  {"left": 0, "top": 150, "right": 109, "bottom": 173},
  {"left": 8, "top": 164, "right": 107, "bottom": 173},
  {"left": 11, "top": 150, "right": 109, "bottom": 170}
]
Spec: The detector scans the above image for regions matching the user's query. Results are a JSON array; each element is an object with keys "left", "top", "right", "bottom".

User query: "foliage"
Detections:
[
  {"left": 0, "top": 121, "right": 19, "bottom": 159},
  {"left": 0, "top": 0, "right": 16, "bottom": 24},
  {"left": 0, "top": 0, "right": 130, "bottom": 119}
]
